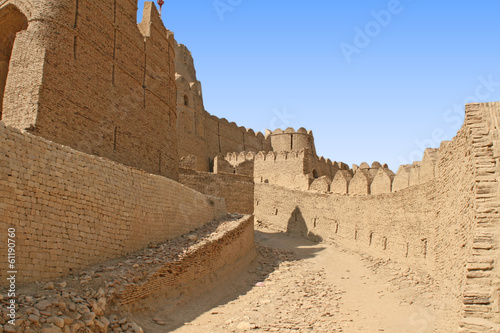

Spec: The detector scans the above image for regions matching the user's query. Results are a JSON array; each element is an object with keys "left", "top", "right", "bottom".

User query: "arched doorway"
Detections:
[{"left": 0, "top": 5, "right": 28, "bottom": 119}]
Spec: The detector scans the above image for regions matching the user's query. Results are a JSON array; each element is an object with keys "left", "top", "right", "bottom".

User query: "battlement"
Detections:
[
  {"left": 265, "top": 127, "right": 317, "bottom": 155},
  {"left": 220, "top": 148, "right": 345, "bottom": 170},
  {"left": 307, "top": 145, "right": 441, "bottom": 196},
  {"left": 209, "top": 115, "right": 269, "bottom": 142},
  {"left": 265, "top": 127, "right": 314, "bottom": 137},
  {"left": 209, "top": 146, "right": 352, "bottom": 192},
  {"left": 194, "top": 122, "right": 440, "bottom": 196}
]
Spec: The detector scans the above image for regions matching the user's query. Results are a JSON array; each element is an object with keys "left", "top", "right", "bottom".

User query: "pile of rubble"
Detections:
[{"left": 1, "top": 215, "right": 245, "bottom": 333}]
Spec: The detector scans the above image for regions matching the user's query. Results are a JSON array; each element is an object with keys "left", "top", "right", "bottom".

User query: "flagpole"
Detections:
[{"left": 157, "top": 0, "right": 164, "bottom": 16}]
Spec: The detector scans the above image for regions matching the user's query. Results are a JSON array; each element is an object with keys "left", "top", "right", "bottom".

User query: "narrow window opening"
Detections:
[
  {"left": 422, "top": 238, "right": 428, "bottom": 258},
  {"left": 113, "top": 127, "right": 118, "bottom": 151}
]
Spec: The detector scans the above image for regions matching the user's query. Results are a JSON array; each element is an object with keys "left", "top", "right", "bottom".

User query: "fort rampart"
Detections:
[{"left": 0, "top": 121, "right": 226, "bottom": 283}]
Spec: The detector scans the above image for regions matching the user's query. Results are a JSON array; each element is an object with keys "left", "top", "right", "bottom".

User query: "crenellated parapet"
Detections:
[
  {"left": 210, "top": 137, "right": 356, "bottom": 191},
  {"left": 306, "top": 149, "right": 442, "bottom": 195},
  {"left": 210, "top": 137, "right": 442, "bottom": 196},
  {"left": 209, "top": 144, "right": 352, "bottom": 191},
  {"left": 208, "top": 115, "right": 271, "bottom": 152},
  {"left": 371, "top": 168, "right": 396, "bottom": 195},
  {"left": 311, "top": 145, "right": 442, "bottom": 195},
  {"left": 349, "top": 169, "right": 374, "bottom": 195},
  {"left": 392, "top": 148, "right": 440, "bottom": 192},
  {"left": 266, "top": 127, "right": 317, "bottom": 156},
  {"left": 305, "top": 160, "right": 398, "bottom": 195}
]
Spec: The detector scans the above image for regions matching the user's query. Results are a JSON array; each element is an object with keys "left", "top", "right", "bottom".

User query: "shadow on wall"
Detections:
[{"left": 287, "top": 206, "right": 323, "bottom": 243}]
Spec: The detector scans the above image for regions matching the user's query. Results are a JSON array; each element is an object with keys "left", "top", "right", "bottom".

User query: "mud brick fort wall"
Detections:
[
  {"left": 0, "top": 121, "right": 226, "bottom": 283},
  {"left": 1, "top": 1, "right": 500, "bottom": 331},
  {"left": 0, "top": 0, "right": 179, "bottom": 180}
]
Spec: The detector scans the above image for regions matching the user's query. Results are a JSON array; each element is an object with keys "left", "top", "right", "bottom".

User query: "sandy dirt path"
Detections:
[{"left": 141, "top": 227, "right": 438, "bottom": 333}]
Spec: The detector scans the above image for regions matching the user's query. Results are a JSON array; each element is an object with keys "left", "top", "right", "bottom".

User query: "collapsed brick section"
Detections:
[
  {"left": 0, "top": 121, "right": 227, "bottom": 283},
  {"left": 119, "top": 215, "right": 256, "bottom": 307}
]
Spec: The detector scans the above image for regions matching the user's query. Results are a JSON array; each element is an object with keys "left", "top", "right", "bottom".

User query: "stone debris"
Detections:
[
  {"left": 43, "top": 283, "right": 55, "bottom": 291},
  {"left": 0, "top": 216, "right": 246, "bottom": 333},
  {"left": 212, "top": 244, "right": 347, "bottom": 332},
  {"left": 153, "top": 318, "right": 167, "bottom": 326}
]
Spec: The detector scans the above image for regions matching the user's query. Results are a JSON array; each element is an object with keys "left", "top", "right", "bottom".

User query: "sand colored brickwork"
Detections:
[
  {"left": 0, "top": 0, "right": 178, "bottom": 180},
  {"left": 0, "top": 121, "right": 226, "bottom": 283},
  {"left": 119, "top": 215, "right": 256, "bottom": 308},
  {"left": 458, "top": 103, "right": 500, "bottom": 331},
  {"left": 179, "top": 169, "right": 254, "bottom": 215},
  {"left": 254, "top": 182, "right": 434, "bottom": 275}
]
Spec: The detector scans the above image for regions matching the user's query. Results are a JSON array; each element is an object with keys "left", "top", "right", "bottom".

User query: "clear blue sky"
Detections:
[{"left": 138, "top": 0, "right": 500, "bottom": 171}]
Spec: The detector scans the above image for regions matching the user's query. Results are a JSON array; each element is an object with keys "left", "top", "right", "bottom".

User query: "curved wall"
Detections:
[{"left": 0, "top": 0, "right": 179, "bottom": 180}]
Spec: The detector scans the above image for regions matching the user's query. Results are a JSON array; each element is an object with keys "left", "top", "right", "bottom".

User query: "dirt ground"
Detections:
[{"left": 133, "top": 226, "right": 438, "bottom": 333}]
